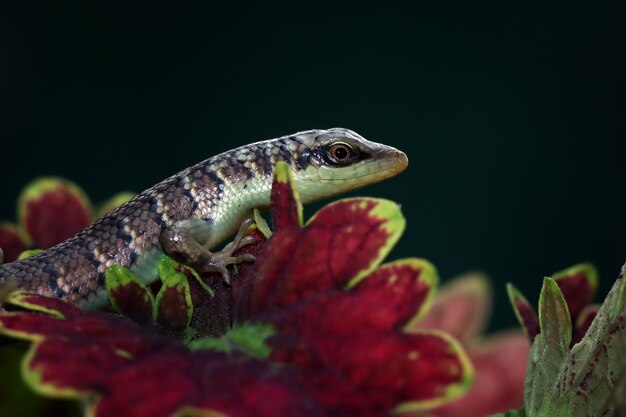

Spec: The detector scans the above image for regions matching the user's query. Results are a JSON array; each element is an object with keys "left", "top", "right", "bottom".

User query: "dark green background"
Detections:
[{"left": 1, "top": 2, "right": 624, "bottom": 330}]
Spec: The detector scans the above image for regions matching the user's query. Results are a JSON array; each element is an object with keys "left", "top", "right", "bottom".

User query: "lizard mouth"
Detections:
[{"left": 372, "top": 148, "right": 408, "bottom": 178}]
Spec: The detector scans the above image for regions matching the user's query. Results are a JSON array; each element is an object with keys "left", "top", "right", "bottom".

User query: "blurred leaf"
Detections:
[
  {"left": 416, "top": 272, "right": 491, "bottom": 342},
  {"left": 18, "top": 177, "right": 92, "bottom": 249},
  {"left": 0, "top": 341, "right": 80, "bottom": 417},
  {"left": 572, "top": 304, "right": 599, "bottom": 345},
  {"left": 0, "top": 222, "right": 29, "bottom": 263},
  {"left": 17, "top": 249, "right": 43, "bottom": 260},
  {"left": 552, "top": 263, "right": 598, "bottom": 320},
  {"left": 95, "top": 191, "right": 135, "bottom": 219},
  {"left": 507, "top": 283, "right": 540, "bottom": 340}
]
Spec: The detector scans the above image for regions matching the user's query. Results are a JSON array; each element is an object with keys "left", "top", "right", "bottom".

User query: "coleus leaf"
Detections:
[
  {"left": 246, "top": 197, "right": 406, "bottom": 315},
  {"left": 432, "top": 331, "right": 528, "bottom": 417},
  {"left": 572, "top": 304, "right": 599, "bottom": 345},
  {"left": 236, "top": 164, "right": 473, "bottom": 415},
  {"left": 507, "top": 283, "right": 540, "bottom": 340},
  {"left": 271, "top": 161, "right": 303, "bottom": 230},
  {"left": 523, "top": 265, "right": 626, "bottom": 417},
  {"left": 155, "top": 257, "right": 193, "bottom": 334},
  {"left": 0, "top": 222, "right": 29, "bottom": 263},
  {"left": 537, "top": 278, "right": 572, "bottom": 354},
  {"left": 523, "top": 278, "right": 571, "bottom": 416},
  {"left": 105, "top": 258, "right": 199, "bottom": 336},
  {"left": 0, "top": 343, "right": 76, "bottom": 417},
  {"left": 96, "top": 191, "right": 135, "bottom": 219},
  {"left": 17, "top": 249, "right": 44, "bottom": 260},
  {"left": 422, "top": 274, "right": 528, "bottom": 417},
  {"left": 416, "top": 272, "right": 492, "bottom": 342},
  {"left": 262, "top": 259, "right": 472, "bottom": 415},
  {"left": 508, "top": 264, "right": 599, "bottom": 345},
  {"left": 0, "top": 293, "right": 326, "bottom": 417},
  {"left": 552, "top": 263, "right": 598, "bottom": 321},
  {"left": 0, "top": 162, "right": 474, "bottom": 417},
  {"left": 105, "top": 265, "right": 156, "bottom": 326},
  {"left": 188, "top": 322, "right": 274, "bottom": 359},
  {"left": 18, "top": 177, "right": 92, "bottom": 249}
]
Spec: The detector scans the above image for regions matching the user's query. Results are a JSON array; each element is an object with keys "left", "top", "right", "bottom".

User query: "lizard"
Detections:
[{"left": 0, "top": 128, "right": 408, "bottom": 308}]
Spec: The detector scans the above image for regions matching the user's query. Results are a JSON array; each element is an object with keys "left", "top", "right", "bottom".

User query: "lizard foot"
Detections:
[
  {"left": 160, "top": 217, "right": 258, "bottom": 285},
  {"left": 199, "top": 217, "right": 257, "bottom": 284}
]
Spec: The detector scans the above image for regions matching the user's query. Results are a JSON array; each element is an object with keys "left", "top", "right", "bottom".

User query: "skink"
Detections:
[{"left": 0, "top": 128, "right": 408, "bottom": 307}]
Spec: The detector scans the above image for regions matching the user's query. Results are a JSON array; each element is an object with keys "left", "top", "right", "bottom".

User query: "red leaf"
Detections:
[
  {"left": 247, "top": 198, "right": 405, "bottom": 315},
  {"left": 507, "top": 284, "right": 540, "bottom": 340},
  {"left": 256, "top": 257, "right": 471, "bottom": 414},
  {"left": 433, "top": 331, "right": 529, "bottom": 417},
  {"left": 191, "top": 229, "right": 267, "bottom": 337},
  {"left": 0, "top": 166, "right": 476, "bottom": 417},
  {"left": 553, "top": 263, "right": 598, "bottom": 321},
  {"left": 417, "top": 273, "right": 491, "bottom": 343},
  {"left": 18, "top": 178, "right": 92, "bottom": 249},
  {"left": 156, "top": 285, "right": 192, "bottom": 334},
  {"left": 105, "top": 265, "right": 155, "bottom": 327},
  {"left": 572, "top": 304, "right": 599, "bottom": 345},
  {"left": 0, "top": 294, "right": 325, "bottom": 417},
  {"left": 271, "top": 331, "right": 472, "bottom": 414},
  {"left": 264, "top": 259, "right": 437, "bottom": 338},
  {"left": 270, "top": 161, "right": 302, "bottom": 231},
  {"left": 0, "top": 222, "right": 28, "bottom": 263}
]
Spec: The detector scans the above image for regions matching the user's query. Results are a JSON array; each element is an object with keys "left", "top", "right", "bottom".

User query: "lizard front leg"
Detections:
[{"left": 159, "top": 218, "right": 257, "bottom": 284}]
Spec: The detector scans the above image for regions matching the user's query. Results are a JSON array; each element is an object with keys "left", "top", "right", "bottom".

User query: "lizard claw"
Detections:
[
  {"left": 161, "top": 216, "right": 258, "bottom": 285},
  {"left": 196, "top": 217, "right": 258, "bottom": 285},
  {"left": 206, "top": 252, "right": 256, "bottom": 285}
]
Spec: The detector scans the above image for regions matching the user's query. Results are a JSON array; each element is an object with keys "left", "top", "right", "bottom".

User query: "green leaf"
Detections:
[
  {"left": 155, "top": 257, "right": 194, "bottom": 332},
  {"left": 524, "top": 278, "right": 571, "bottom": 416},
  {"left": 158, "top": 255, "right": 214, "bottom": 297},
  {"left": 105, "top": 265, "right": 156, "bottom": 324},
  {"left": 538, "top": 277, "right": 572, "bottom": 353},
  {"left": 555, "top": 265, "right": 626, "bottom": 416},
  {"left": 96, "top": 191, "right": 135, "bottom": 219},
  {"left": 17, "top": 249, "right": 43, "bottom": 260},
  {"left": 524, "top": 265, "right": 626, "bottom": 417},
  {"left": 253, "top": 208, "right": 272, "bottom": 239},
  {"left": 188, "top": 322, "right": 275, "bottom": 359}
]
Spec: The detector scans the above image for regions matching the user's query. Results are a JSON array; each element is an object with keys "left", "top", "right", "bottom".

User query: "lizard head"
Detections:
[{"left": 291, "top": 128, "right": 408, "bottom": 203}]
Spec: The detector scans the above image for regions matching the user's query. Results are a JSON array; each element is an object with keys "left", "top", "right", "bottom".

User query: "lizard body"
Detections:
[{"left": 0, "top": 128, "right": 408, "bottom": 307}]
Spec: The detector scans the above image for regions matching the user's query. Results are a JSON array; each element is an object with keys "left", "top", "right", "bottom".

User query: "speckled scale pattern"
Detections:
[{"left": 0, "top": 130, "right": 322, "bottom": 306}]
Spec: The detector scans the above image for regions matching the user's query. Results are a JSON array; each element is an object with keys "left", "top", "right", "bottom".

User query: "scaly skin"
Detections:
[{"left": 0, "top": 128, "right": 408, "bottom": 307}]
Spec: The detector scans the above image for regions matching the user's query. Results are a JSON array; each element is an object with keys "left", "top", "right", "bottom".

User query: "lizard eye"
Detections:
[{"left": 327, "top": 143, "right": 354, "bottom": 164}]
